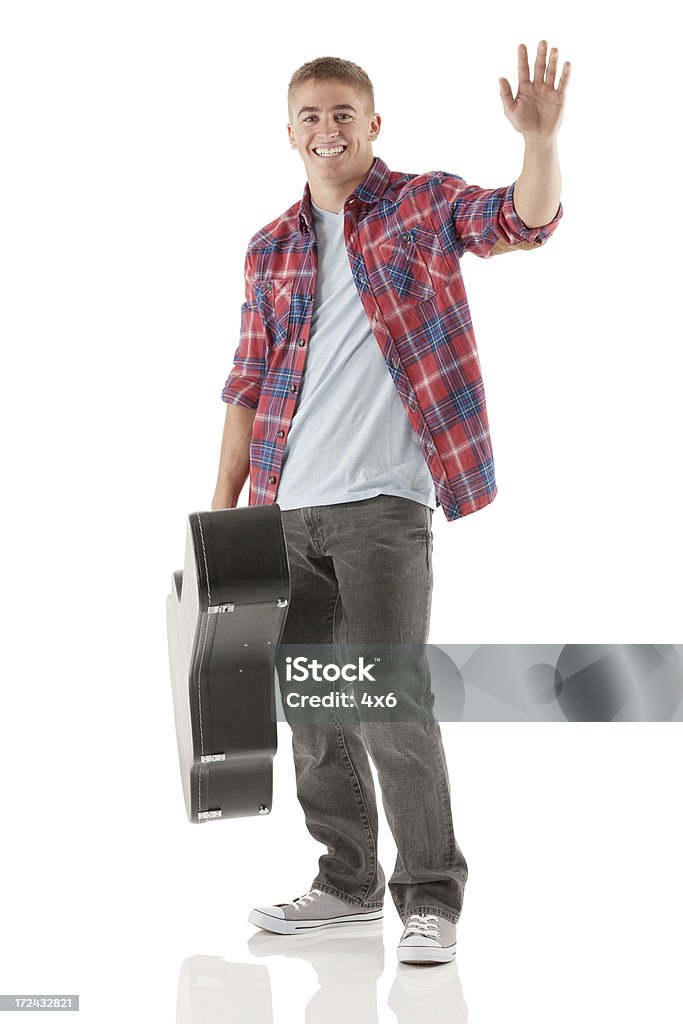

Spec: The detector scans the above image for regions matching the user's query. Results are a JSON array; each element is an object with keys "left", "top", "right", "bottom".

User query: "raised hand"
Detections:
[{"left": 499, "top": 41, "right": 570, "bottom": 140}]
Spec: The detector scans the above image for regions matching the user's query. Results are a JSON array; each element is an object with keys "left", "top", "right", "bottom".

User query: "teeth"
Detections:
[{"left": 314, "top": 146, "right": 346, "bottom": 157}]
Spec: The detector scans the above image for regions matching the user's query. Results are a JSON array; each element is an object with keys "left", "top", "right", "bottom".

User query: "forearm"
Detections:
[
  {"left": 513, "top": 135, "right": 561, "bottom": 228},
  {"left": 212, "top": 402, "right": 257, "bottom": 508}
]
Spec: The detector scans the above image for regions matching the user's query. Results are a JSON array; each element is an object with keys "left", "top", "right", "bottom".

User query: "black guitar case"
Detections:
[{"left": 166, "top": 505, "right": 290, "bottom": 823}]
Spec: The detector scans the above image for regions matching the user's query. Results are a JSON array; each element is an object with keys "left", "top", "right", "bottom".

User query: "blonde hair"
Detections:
[{"left": 288, "top": 56, "right": 375, "bottom": 119}]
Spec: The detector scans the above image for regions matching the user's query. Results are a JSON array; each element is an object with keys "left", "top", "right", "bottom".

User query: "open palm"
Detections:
[{"left": 499, "top": 41, "right": 571, "bottom": 139}]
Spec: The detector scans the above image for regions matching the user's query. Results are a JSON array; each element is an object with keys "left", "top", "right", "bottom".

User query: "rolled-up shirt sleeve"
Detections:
[
  {"left": 440, "top": 174, "right": 563, "bottom": 259},
  {"left": 220, "top": 251, "right": 266, "bottom": 408}
]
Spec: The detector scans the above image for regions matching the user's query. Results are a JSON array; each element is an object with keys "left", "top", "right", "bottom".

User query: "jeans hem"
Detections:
[{"left": 311, "top": 879, "right": 384, "bottom": 910}]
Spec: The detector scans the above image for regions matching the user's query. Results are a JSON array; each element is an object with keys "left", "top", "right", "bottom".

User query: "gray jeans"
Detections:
[{"left": 275, "top": 494, "right": 467, "bottom": 925}]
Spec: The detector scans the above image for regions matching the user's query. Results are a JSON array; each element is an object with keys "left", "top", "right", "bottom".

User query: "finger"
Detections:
[
  {"left": 545, "top": 46, "right": 559, "bottom": 88},
  {"left": 557, "top": 60, "right": 572, "bottom": 96},
  {"left": 499, "top": 77, "right": 514, "bottom": 114},
  {"left": 533, "top": 39, "right": 548, "bottom": 84},
  {"left": 517, "top": 42, "right": 530, "bottom": 85}
]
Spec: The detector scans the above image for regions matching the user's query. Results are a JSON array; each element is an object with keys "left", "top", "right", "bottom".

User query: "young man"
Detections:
[{"left": 212, "top": 43, "right": 569, "bottom": 965}]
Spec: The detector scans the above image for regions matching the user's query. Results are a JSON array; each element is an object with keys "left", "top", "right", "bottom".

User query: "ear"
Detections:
[
  {"left": 287, "top": 124, "right": 297, "bottom": 149},
  {"left": 368, "top": 113, "right": 382, "bottom": 141}
]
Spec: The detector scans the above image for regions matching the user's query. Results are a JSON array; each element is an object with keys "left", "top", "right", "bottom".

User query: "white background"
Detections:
[{"left": 1, "top": 1, "right": 681, "bottom": 1021}]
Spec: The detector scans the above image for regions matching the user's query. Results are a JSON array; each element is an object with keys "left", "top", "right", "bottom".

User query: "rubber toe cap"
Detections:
[{"left": 254, "top": 905, "right": 285, "bottom": 919}]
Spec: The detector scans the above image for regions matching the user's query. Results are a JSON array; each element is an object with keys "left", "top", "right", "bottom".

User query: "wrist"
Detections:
[
  {"left": 214, "top": 472, "right": 244, "bottom": 500},
  {"left": 522, "top": 132, "right": 558, "bottom": 150}
]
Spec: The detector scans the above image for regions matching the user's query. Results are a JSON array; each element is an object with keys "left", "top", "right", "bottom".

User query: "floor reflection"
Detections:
[
  {"left": 389, "top": 960, "right": 467, "bottom": 1023},
  {"left": 248, "top": 923, "right": 384, "bottom": 1023},
  {"left": 176, "top": 954, "right": 272, "bottom": 1022},
  {"left": 177, "top": 925, "right": 467, "bottom": 1023}
]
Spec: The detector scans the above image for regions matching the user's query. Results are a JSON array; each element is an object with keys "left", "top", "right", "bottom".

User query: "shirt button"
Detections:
[
  {"left": 372, "top": 314, "right": 379, "bottom": 326},
  {"left": 277, "top": 430, "right": 285, "bottom": 438},
  {"left": 268, "top": 475, "right": 276, "bottom": 484},
  {"left": 391, "top": 358, "right": 399, "bottom": 368},
  {"left": 402, "top": 232, "right": 412, "bottom": 242},
  {"left": 349, "top": 232, "right": 355, "bottom": 243},
  {"left": 408, "top": 400, "right": 416, "bottom": 410},
  {"left": 264, "top": 282, "right": 272, "bottom": 293},
  {"left": 289, "top": 384, "right": 297, "bottom": 392},
  {"left": 298, "top": 338, "right": 306, "bottom": 346}
]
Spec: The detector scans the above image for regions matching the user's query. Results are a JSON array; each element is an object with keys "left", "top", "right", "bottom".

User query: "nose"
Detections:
[{"left": 316, "top": 116, "right": 340, "bottom": 140}]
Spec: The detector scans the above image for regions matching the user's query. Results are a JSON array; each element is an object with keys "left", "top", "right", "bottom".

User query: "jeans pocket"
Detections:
[{"left": 424, "top": 510, "right": 433, "bottom": 575}]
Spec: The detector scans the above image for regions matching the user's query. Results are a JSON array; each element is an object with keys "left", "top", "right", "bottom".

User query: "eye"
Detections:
[{"left": 301, "top": 113, "right": 352, "bottom": 123}]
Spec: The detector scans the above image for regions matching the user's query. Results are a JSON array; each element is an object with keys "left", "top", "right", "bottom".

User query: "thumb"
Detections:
[{"left": 499, "top": 76, "right": 514, "bottom": 113}]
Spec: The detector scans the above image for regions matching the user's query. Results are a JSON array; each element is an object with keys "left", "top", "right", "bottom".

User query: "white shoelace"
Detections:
[
  {"left": 403, "top": 913, "right": 441, "bottom": 939},
  {"left": 287, "top": 888, "right": 324, "bottom": 911}
]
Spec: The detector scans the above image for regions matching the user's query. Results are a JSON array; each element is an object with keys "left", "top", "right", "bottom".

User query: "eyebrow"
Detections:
[{"left": 297, "top": 104, "right": 357, "bottom": 118}]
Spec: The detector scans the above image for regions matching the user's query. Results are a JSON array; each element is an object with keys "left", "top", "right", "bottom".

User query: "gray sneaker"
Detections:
[
  {"left": 397, "top": 914, "right": 457, "bottom": 964},
  {"left": 248, "top": 887, "right": 384, "bottom": 935}
]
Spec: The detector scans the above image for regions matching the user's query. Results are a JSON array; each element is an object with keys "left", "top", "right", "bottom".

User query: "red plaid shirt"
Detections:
[{"left": 221, "top": 155, "right": 562, "bottom": 520}]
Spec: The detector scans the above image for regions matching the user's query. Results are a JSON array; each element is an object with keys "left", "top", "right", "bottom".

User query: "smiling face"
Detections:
[{"left": 287, "top": 78, "right": 381, "bottom": 210}]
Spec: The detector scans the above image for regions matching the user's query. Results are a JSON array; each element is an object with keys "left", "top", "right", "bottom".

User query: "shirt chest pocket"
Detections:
[
  {"left": 378, "top": 225, "right": 453, "bottom": 304},
  {"left": 254, "top": 279, "right": 293, "bottom": 348}
]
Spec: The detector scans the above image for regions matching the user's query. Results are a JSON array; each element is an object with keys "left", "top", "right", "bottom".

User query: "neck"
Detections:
[{"left": 309, "top": 157, "right": 374, "bottom": 215}]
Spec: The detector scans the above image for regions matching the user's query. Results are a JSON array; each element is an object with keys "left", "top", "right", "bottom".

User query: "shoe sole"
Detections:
[
  {"left": 248, "top": 922, "right": 383, "bottom": 956},
  {"left": 397, "top": 943, "right": 456, "bottom": 964},
  {"left": 248, "top": 907, "right": 384, "bottom": 935}
]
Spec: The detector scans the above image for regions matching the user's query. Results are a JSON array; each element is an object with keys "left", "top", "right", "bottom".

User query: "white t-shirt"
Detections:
[{"left": 276, "top": 200, "right": 437, "bottom": 511}]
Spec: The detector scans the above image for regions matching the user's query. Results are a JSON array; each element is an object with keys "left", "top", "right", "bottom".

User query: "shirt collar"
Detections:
[{"left": 298, "top": 155, "right": 391, "bottom": 233}]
